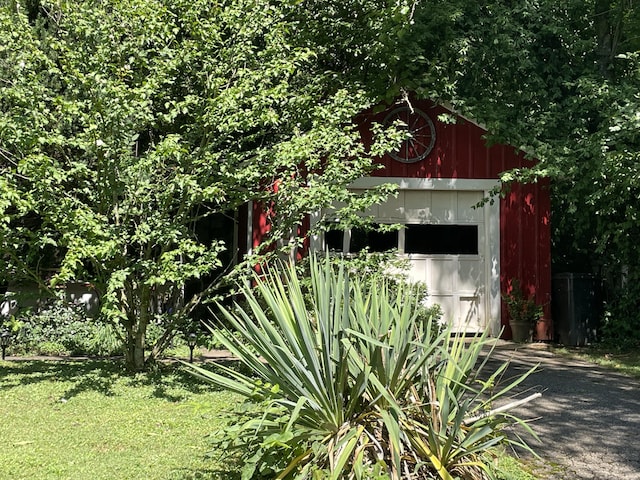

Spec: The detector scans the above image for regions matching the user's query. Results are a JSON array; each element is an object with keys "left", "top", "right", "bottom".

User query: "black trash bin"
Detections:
[{"left": 552, "top": 273, "right": 602, "bottom": 346}]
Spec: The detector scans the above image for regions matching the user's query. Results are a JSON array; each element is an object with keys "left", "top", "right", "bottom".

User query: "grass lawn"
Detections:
[
  {"left": 0, "top": 358, "right": 539, "bottom": 479},
  {"left": 0, "top": 359, "right": 238, "bottom": 480},
  {"left": 551, "top": 345, "right": 640, "bottom": 378}
]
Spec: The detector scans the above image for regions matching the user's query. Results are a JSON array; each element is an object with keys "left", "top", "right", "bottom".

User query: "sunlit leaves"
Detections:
[{"left": 0, "top": 0, "right": 416, "bottom": 368}]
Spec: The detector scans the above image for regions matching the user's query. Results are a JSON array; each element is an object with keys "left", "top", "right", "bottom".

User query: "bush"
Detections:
[
  {"left": 187, "top": 255, "right": 538, "bottom": 479},
  {"left": 600, "top": 280, "right": 640, "bottom": 349},
  {"left": 503, "top": 278, "right": 543, "bottom": 327},
  {"left": 10, "top": 296, "right": 123, "bottom": 356}
]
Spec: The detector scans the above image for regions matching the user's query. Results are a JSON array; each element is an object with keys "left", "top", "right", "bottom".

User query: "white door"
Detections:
[
  {"left": 398, "top": 190, "right": 486, "bottom": 332},
  {"left": 315, "top": 178, "right": 501, "bottom": 335}
]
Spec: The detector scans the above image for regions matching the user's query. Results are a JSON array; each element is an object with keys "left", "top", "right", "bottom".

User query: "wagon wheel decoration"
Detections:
[{"left": 383, "top": 106, "right": 436, "bottom": 163}]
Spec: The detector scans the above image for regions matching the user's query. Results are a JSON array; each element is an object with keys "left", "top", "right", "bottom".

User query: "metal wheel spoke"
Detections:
[{"left": 383, "top": 106, "right": 436, "bottom": 163}]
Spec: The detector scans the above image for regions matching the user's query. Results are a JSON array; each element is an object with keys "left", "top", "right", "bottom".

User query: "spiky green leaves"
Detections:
[{"left": 188, "top": 255, "right": 539, "bottom": 479}]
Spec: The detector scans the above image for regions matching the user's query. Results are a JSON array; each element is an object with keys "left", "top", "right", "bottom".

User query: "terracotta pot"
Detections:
[{"left": 535, "top": 318, "right": 552, "bottom": 341}]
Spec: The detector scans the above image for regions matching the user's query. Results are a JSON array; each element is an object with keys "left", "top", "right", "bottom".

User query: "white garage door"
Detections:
[
  {"left": 404, "top": 191, "right": 486, "bottom": 332},
  {"left": 316, "top": 178, "right": 501, "bottom": 334},
  {"left": 366, "top": 190, "right": 486, "bottom": 332}
]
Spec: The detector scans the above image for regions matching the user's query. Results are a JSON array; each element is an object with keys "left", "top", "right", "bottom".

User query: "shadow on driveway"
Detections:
[{"left": 488, "top": 343, "right": 640, "bottom": 480}]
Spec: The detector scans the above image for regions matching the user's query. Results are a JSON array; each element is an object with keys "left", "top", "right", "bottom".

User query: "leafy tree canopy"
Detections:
[
  {"left": 399, "top": 0, "right": 640, "bottom": 345},
  {"left": 0, "top": 0, "right": 413, "bottom": 369}
]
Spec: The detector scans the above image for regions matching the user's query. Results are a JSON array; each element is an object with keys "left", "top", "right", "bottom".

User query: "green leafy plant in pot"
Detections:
[{"left": 504, "top": 278, "right": 544, "bottom": 342}]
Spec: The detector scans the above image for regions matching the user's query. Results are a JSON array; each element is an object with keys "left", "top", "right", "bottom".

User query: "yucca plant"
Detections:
[{"left": 186, "top": 255, "right": 538, "bottom": 479}]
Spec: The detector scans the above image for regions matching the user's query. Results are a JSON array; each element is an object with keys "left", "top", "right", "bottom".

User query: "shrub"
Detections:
[
  {"left": 600, "top": 300, "right": 640, "bottom": 349},
  {"left": 187, "top": 255, "right": 538, "bottom": 479},
  {"left": 11, "top": 295, "right": 123, "bottom": 356},
  {"left": 503, "top": 279, "right": 543, "bottom": 327}
]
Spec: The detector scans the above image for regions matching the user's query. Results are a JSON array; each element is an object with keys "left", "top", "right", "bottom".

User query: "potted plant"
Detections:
[{"left": 504, "top": 279, "right": 544, "bottom": 342}]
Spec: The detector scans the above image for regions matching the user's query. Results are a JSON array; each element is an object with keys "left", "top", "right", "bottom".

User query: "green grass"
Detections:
[
  {"left": 0, "top": 359, "right": 239, "bottom": 480},
  {"left": 0, "top": 358, "right": 540, "bottom": 479},
  {"left": 551, "top": 346, "right": 640, "bottom": 378},
  {"left": 495, "top": 456, "right": 539, "bottom": 480}
]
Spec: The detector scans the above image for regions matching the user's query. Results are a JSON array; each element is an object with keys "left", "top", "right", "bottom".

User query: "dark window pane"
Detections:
[
  {"left": 350, "top": 226, "right": 398, "bottom": 253},
  {"left": 324, "top": 229, "right": 344, "bottom": 251},
  {"left": 405, "top": 224, "right": 478, "bottom": 254}
]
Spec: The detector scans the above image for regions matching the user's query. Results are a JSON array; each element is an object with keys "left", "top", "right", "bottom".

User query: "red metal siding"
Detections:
[
  {"left": 251, "top": 200, "right": 310, "bottom": 262},
  {"left": 500, "top": 182, "right": 552, "bottom": 339},
  {"left": 359, "top": 101, "right": 512, "bottom": 179},
  {"left": 252, "top": 201, "right": 271, "bottom": 252},
  {"left": 360, "top": 98, "right": 552, "bottom": 339},
  {"left": 237, "top": 203, "right": 248, "bottom": 260},
  {"left": 250, "top": 97, "right": 552, "bottom": 340}
]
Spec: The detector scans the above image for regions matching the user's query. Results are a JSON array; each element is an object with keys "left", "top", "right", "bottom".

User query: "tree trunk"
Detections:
[
  {"left": 596, "top": 0, "right": 614, "bottom": 77},
  {"left": 595, "top": 0, "right": 626, "bottom": 79},
  {"left": 124, "top": 284, "right": 151, "bottom": 371},
  {"left": 125, "top": 331, "right": 146, "bottom": 371}
]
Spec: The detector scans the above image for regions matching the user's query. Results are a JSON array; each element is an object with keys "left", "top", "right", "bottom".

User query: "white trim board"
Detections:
[{"left": 349, "top": 177, "right": 499, "bottom": 192}]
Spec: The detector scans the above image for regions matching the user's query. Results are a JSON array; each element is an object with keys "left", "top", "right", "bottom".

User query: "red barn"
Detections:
[{"left": 249, "top": 98, "right": 552, "bottom": 340}]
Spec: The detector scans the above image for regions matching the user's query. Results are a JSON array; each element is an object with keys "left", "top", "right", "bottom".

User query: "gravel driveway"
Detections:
[{"left": 488, "top": 343, "right": 640, "bottom": 480}]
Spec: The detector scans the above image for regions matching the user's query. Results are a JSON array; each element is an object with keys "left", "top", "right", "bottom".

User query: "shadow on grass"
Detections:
[
  {"left": 0, "top": 359, "right": 229, "bottom": 401},
  {"left": 0, "top": 360, "right": 123, "bottom": 396},
  {"left": 130, "top": 361, "right": 230, "bottom": 401},
  {"left": 171, "top": 468, "right": 241, "bottom": 480}
]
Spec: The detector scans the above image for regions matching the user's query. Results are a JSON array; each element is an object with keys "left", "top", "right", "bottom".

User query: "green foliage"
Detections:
[
  {"left": 2, "top": 313, "right": 24, "bottom": 334},
  {"left": 395, "top": 0, "right": 640, "bottom": 346},
  {"left": 187, "top": 255, "right": 538, "bottom": 479},
  {"left": 0, "top": 0, "right": 415, "bottom": 369},
  {"left": 494, "top": 455, "right": 538, "bottom": 480},
  {"left": 295, "top": 250, "right": 444, "bottom": 333},
  {"left": 503, "top": 279, "right": 544, "bottom": 328},
  {"left": 11, "top": 296, "right": 123, "bottom": 356},
  {"left": 599, "top": 278, "right": 640, "bottom": 349}
]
